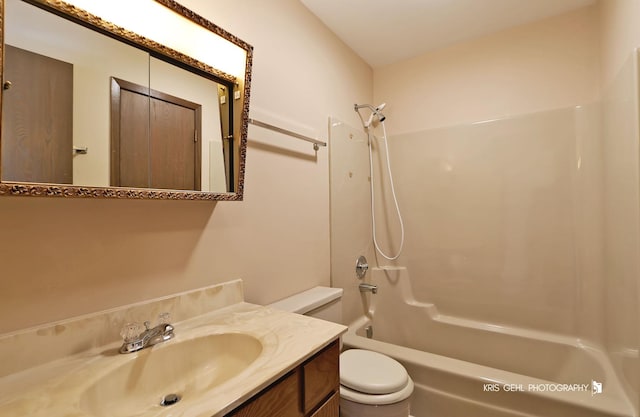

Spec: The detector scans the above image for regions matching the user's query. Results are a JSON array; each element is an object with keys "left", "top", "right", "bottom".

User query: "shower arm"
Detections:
[
  {"left": 354, "top": 103, "right": 387, "bottom": 128},
  {"left": 354, "top": 104, "right": 377, "bottom": 112}
]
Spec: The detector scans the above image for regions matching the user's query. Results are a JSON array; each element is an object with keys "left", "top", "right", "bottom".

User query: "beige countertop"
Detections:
[{"left": 0, "top": 301, "right": 346, "bottom": 417}]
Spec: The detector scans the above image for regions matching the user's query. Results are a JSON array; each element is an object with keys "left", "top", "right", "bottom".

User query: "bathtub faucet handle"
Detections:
[{"left": 356, "top": 255, "right": 369, "bottom": 279}]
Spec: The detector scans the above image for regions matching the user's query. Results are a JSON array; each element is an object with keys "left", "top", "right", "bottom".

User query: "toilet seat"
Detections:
[
  {"left": 340, "top": 377, "right": 414, "bottom": 405},
  {"left": 341, "top": 349, "right": 408, "bottom": 394},
  {"left": 339, "top": 349, "right": 414, "bottom": 405}
]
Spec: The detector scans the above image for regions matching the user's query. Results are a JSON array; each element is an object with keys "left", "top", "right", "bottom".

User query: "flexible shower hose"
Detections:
[{"left": 368, "top": 121, "right": 405, "bottom": 260}]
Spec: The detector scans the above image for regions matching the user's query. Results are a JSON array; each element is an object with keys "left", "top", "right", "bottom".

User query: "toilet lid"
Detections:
[
  {"left": 340, "top": 377, "right": 414, "bottom": 405},
  {"left": 340, "top": 349, "right": 409, "bottom": 394}
]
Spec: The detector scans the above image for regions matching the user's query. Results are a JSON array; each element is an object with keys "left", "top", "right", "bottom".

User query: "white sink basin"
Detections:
[{"left": 80, "top": 333, "right": 263, "bottom": 417}]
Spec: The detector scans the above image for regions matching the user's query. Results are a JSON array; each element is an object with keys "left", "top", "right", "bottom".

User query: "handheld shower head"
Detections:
[
  {"left": 355, "top": 102, "right": 387, "bottom": 128},
  {"left": 366, "top": 104, "right": 386, "bottom": 127}
]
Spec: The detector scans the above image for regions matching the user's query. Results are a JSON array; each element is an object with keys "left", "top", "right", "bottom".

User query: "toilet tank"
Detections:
[{"left": 269, "top": 286, "right": 343, "bottom": 323}]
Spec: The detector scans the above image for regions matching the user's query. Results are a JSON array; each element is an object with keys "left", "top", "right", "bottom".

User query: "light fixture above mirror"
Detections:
[{"left": 0, "top": 0, "right": 253, "bottom": 200}]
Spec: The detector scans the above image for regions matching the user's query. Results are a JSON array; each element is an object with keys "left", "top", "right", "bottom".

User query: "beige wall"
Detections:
[
  {"left": 0, "top": 0, "right": 372, "bottom": 334},
  {"left": 599, "top": 0, "right": 640, "bottom": 87},
  {"left": 374, "top": 5, "right": 601, "bottom": 134}
]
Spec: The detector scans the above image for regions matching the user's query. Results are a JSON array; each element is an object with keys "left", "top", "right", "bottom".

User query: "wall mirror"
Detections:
[{"left": 0, "top": 0, "right": 252, "bottom": 200}]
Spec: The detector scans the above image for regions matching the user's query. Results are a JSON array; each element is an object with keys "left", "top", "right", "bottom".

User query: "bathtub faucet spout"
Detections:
[{"left": 359, "top": 283, "right": 378, "bottom": 294}]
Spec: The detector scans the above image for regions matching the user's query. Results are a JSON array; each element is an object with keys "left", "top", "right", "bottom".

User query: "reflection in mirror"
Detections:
[
  {"left": 109, "top": 60, "right": 231, "bottom": 192},
  {"left": 0, "top": 0, "right": 252, "bottom": 200},
  {"left": 149, "top": 57, "right": 230, "bottom": 193},
  {"left": 3, "top": 0, "right": 150, "bottom": 187}
]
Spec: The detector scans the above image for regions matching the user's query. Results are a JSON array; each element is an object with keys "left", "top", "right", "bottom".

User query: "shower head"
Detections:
[
  {"left": 354, "top": 103, "right": 387, "bottom": 128},
  {"left": 366, "top": 102, "right": 386, "bottom": 128},
  {"left": 365, "top": 110, "right": 385, "bottom": 127}
]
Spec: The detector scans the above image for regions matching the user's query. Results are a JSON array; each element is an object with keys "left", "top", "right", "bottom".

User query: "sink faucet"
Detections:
[
  {"left": 119, "top": 313, "right": 175, "bottom": 354},
  {"left": 359, "top": 283, "right": 378, "bottom": 294}
]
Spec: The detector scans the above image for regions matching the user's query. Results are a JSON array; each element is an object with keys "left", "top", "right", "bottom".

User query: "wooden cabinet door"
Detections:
[
  {"left": 310, "top": 393, "right": 339, "bottom": 417},
  {"left": 226, "top": 340, "right": 340, "bottom": 417},
  {"left": 303, "top": 341, "right": 340, "bottom": 413},
  {"left": 228, "top": 370, "right": 303, "bottom": 417}
]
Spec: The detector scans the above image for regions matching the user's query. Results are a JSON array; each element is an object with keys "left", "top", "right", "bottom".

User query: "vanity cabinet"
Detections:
[{"left": 227, "top": 339, "right": 340, "bottom": 417}]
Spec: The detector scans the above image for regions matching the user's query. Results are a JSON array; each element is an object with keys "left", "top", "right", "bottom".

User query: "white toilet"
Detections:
[{"left": 269, "top": 286, "right": 414, "bottom": 417}]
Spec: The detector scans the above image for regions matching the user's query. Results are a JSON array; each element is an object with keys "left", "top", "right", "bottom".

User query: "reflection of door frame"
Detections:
[{"left": 109, "top": 77, "right": 202, "bottom": 189}]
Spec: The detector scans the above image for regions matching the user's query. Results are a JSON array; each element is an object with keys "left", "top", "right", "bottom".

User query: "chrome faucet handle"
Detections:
[{"left": 120, "top": 322, "right": 143, "bottom": 343}]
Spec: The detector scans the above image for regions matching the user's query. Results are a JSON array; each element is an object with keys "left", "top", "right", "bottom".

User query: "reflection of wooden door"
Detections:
[
  {"left": 115, "top": 86, "right": 150, "bottom": 188},
  {"left": 110, "top": 78, "right": 201, "bottom": 190},
  {"left": 150, "top": 97, "right": 199, "bottom": 190},
  {"left": 2, "top": 45, "right": 73, "bottom": 183}
]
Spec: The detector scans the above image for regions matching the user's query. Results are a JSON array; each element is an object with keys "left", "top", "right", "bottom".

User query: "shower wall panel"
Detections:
[
  {"left": 601, "top": 51, "right": 640, "bottom": 412},
  {"left": 384, "top": 107, "right": 601, "bottom": 336}
]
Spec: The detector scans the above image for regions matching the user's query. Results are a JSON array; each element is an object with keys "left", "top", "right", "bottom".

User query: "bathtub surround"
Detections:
[
  {"left": 381, "top": 106, "right": 595, "bottom": 336},
  {"left": 328, "top": 119, "right": 374, "bottom": 325},
  {"left": 330, "top": 104, "right": 603, "bottom": 334},
  {"left": 329, "top": 105, "right": 616, "bottom": 415},
  {"left": 601, "top": 52, "right": 640, "bottom": 413},
  {"left": 598, "top": 2, "right": 640, "bottom": 412}
]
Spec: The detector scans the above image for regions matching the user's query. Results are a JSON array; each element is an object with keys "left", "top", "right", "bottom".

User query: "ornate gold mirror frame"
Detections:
[{"left": 0, "top": 0, "right": 252, "bottom": 200}]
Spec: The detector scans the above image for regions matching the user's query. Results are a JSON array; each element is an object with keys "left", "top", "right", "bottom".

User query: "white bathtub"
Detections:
[{"left": 342, "top": 267, "right": 635, "bottom": 417}]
